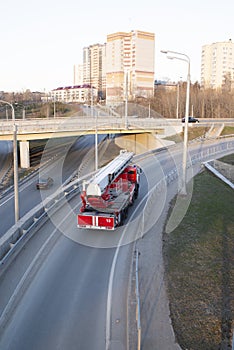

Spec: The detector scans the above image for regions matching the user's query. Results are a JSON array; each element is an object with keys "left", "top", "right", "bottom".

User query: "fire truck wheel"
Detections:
[{"left": 118, "top": 212, "right": 124, "bottom": 226}]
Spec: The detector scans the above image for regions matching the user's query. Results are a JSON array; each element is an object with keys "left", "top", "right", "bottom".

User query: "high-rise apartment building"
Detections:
[
  {"left": 73, "top": 64, "right": 83, "bottom": 85},
  {"left": 106, "top": 30, "right": 155, "bottom": 104},
  {"left": 83, "top": 43, "right": 106, "bottom": 100},
  {"left": 201, "top": 39, "right": 234, "bottom": 89}
]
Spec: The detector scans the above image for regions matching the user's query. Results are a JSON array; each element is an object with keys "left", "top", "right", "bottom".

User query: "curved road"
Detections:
[
  {"left": 0, "top": 137, "right": 233, "bottom": 350},
  {"left": 0, "top": 134, "right": 101, "bottom": 237}
]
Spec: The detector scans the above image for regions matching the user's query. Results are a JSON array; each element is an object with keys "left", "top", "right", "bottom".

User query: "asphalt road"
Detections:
[
  {"left": 0, "top": 135, "right": 98, "bottom": 237},
  {"left": 0, "top": 236, "right": 113, "bottom": 349},
  {"left": 0, "top": 176, "right": 143, "bottom": 350},
  {"left": 0, "top": 137, "right": 233, "bottom": 350},
  {"left": 0, "top": 142, "right": 165, "bottom": 350}
]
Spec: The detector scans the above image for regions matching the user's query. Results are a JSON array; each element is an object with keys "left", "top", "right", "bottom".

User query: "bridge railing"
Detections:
[
  {"left": 0, "top": 117, "right": 179, "bottom": 135},
  {"left": 1, "top": 117, "right": 233, "bottom": 137}
]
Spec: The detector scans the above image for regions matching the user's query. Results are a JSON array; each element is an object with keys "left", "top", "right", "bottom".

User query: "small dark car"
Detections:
[
  {"left": 36, "top": 177, "right": 54, "bottom": 190},
  {"left": 182, "top": 116, "right": 199, "bottom": 123}
]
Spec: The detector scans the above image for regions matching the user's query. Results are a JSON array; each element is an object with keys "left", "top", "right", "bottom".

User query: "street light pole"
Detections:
[
  {"left": 161, "top": 50, "right": 190, "bottom": 195},
  {"left": 124, "top": 69, "right": 129, "bottom": 129},
  {"left": 91, "top": 86, "right": 98, "bottom": 171},
  {"left": 183, "top": 59, "right": 190, "bottom": 194},
  {"left": 13, "top": 122, "right": 19, "bottom": 222},
  {"left": 0, "top": 100, "right": 19, "bottom": 222},
  {"left": 95, "top": 110, "right": 98, "bottom": 172}
]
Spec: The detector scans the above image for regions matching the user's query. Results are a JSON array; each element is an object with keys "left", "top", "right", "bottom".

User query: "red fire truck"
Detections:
[{"left": 77, "top": 150, "right": 141, "bottom": 230}]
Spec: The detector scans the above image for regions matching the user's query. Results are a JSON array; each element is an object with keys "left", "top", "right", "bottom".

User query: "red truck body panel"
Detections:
[
  {"left": 77, "top": 214, "right": 93, "bottom": 227},
  {"left": 77, "top": 213, "right": 115, "bottom": 230}
]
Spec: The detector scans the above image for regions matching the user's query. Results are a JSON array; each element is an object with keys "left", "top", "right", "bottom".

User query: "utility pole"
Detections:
[
  {"left": 161, "top": 50, "right": 191, "bottom": 195},
  {"left": 124, "top": 69, "right": 129, "bottom": 129},
  {"left": 0, "top": 100, "right": 19, "bottom": 222}
]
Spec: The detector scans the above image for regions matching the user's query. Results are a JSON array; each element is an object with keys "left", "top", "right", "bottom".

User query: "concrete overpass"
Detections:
[
  {"left": 0, "top": 116, "right": 233, "bottom": 168},
  {"left": 0, "top": 116, "right": 180, "bottom": 140},
  {"left": 0, "top": 116, "right": 181, "bottom": 168},
  {"left": 1, "top": 116, "right": 233, "bottom": 141}
]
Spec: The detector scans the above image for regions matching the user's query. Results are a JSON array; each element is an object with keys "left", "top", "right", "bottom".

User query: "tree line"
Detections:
[
  {"left": 149, "top": 82, "right": 234, "bottom": 119},
  {"left": 1, "top": 82, "right": 234, "bottom": 119}
]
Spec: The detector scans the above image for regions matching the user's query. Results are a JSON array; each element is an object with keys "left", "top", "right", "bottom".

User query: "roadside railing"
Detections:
[
  {"left": 135, "top": 248, "right": 141, "bottom": 350},
  {"left": 0, "top": 173, "right": 88, "bottom": 277},
  {"left": 131, "top": 136, "right": 234, "bottom": 349}
]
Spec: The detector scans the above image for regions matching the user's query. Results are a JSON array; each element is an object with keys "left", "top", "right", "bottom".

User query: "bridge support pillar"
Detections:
[
  {"left": 20, "top": 141, "right": 30, "bottom": 168},
  {"left": 114, "top": 133, "right": 173, "bottom": 154}
]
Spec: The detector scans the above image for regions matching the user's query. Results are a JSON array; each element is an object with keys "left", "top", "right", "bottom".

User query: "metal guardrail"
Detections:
[
  {"left": 0, "top": 173, "right": 89, "bottom": 277},
  {"left": 135, "top": 248, "right": 141, "bottom": 350},
  {"left": 0, "top": 134, "right": 110, "bottom": 274},
  {"left": 131, "top": 136, "right": 234, "bottom": 349}
]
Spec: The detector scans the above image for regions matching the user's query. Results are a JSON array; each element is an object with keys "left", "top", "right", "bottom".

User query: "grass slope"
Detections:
[{"left": 163, "top": 169, "right": 234, "bottom": 349}]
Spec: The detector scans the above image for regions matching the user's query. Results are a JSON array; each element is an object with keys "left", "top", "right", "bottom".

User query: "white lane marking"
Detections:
[
  {"left": 0, "top": 200, "right": 80, "bottom": 330},
  {"left": 105, "top": 222, "right": 134, "bottom": 349},
  {"left": 106, "top": 233, "right": 123, "bottom": 350},
  {"left": 0, "top": 155, "right": 69, "bottom": 208},
  {"left": 0, "top": 175, "right": 37, "bottom": 208},
  {"left": 105, "top": 177, "right": 157, "bottom": 350}
]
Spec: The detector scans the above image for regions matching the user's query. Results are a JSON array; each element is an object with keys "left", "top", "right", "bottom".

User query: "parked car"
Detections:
[
  {"left": 182, "top": 116, "right": 199, "bottom": 123},
  {"left": 36, "top": 177, "right": 54, "bottom": 189}
]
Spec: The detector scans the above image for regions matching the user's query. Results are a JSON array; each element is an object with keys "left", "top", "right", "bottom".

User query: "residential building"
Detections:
[
  {"left": 201, "top": 39, "right": 234, "bottom": 89},
  {"left": 51, "top": 85, "right": 97, "bottom": 103},
  {"left": 83, "top": 43, "right": 106, "bottom": 100},
  {"left": 106, "top": 30, "right": 155, "bottom": 104}
]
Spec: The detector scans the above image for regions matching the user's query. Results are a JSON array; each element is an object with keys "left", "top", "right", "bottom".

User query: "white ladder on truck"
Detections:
[{"left": 86, "top": 150, "right": 133, "bottom": 197}]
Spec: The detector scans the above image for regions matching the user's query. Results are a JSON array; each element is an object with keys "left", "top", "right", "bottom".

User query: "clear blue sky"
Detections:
[{"left": 0, "top": 0, "right": 233, "bottom": 92}]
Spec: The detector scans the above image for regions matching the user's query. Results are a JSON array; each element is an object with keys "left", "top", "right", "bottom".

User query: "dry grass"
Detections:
[
  {"left": 221, "top": 127, "right": 234, "bottom": 136},
  {"left": 163, "top": 168, "right": 234, "bottom": 349},
  {"left": 165, "top": 127, "right": 210, "bottom": 143}
]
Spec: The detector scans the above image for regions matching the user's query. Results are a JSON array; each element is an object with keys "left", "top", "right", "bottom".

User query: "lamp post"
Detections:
[
  {"left": 124, "top": 69, "right": 129, "bottom": 129},
  {"left": 0, "top": 100, "right": 19, "bottom": 222},
  {"left": 90, "top": 86, "right": 98, "bottom": 171},
  {"left": 95, "top": 110, "right": 99, "bottom": 172},
  {"left": 161, "top": 50, "right": 190, "bottom": 195}
]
